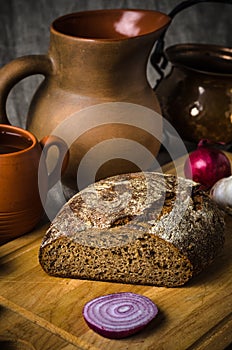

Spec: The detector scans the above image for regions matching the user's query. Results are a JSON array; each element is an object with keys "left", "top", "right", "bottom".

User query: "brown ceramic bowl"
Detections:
[{"left": 156, "top": 44, "right": 232, "bottom": 143}]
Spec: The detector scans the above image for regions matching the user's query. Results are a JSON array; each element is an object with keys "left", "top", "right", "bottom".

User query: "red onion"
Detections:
[
  {"left": 184, "top": 139, "right": 231, "bottom": 189},
  {"left": 82, "top": 292, "right": 158, "bottom": 339}
]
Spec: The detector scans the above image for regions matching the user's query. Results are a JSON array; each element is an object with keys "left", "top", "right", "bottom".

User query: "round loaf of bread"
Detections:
[{"left": 39, "top": 172, "right": 225, "bottom": 287}]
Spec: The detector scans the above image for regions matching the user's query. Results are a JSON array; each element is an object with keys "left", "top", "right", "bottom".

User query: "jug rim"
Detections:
[
  {"left": 51, "top": 9, "right": 171, "bottom": 42},
  {"left": 165, "top": 43, "right": 232, "bottom": 77}
]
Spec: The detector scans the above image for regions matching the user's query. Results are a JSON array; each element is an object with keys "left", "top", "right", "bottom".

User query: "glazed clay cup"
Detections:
[{"left": 0, "top": 124, "right": 68, "bottom": 245}]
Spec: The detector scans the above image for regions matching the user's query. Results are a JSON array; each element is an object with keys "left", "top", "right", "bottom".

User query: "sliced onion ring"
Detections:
[{"left": 82, "top": 292, "right": 158, "bottom": 339}]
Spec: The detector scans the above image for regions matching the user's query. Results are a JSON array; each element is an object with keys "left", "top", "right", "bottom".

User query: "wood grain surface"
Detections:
[{"left": 0, "top": 154, "right": 231, "bottom": 350}]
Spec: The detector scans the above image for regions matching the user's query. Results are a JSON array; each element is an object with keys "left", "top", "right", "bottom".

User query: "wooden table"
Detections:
[{"left": 0, "top": 155, "right": 232, "bottom": 350}]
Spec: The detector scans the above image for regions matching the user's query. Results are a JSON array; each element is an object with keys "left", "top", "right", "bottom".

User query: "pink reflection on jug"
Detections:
[{"left": 114, "top": 11, "right": 143, "bottom": 37}]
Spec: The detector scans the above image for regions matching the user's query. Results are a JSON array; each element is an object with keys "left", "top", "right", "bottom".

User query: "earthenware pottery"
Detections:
[
  {"left": 0, "top": 9, "right": 170, "bottom": 193},
  {"left": 0, "top": 124, "right": 68, "bottom": 245},
  {"left": 151, "top": 0, "right": 232, "bottom": 144}
]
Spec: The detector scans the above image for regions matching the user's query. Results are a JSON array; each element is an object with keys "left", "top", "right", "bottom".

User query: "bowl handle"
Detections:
[{"left": 150, "top": 0, "right": 232, "bottom": 88}]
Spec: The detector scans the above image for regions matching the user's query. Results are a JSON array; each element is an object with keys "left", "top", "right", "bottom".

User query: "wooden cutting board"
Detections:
[{"left": 0, "top": 154, "right": 232, "bottom": 350}]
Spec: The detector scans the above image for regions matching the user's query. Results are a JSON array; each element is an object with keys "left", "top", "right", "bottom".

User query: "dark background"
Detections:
[{"left": 0, "top": 0, "right": 231, "bottom": 128}]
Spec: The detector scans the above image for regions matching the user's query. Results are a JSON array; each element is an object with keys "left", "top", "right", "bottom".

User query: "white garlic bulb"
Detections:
[{"left": 210, "top": 176, "right": 232, "bottom": 212}]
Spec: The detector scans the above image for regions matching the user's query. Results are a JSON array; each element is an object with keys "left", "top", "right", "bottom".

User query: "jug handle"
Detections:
[
  {"left": 150, "top": 0, "right": 232, "bottom": 88},
  {"left": 0, "top": 55, "right": 53, "bottom": 124},
  {"left": 39, "top": 135, "right": 69, "bottom": 189}
]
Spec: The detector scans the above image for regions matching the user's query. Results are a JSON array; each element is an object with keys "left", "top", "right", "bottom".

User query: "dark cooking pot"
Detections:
[{"left": 151, "top": 0, "right": 232, "bottom": 144}]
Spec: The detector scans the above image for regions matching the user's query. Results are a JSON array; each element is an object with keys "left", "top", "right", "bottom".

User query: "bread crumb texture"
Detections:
[{"left": 39, "top": 172, "right": 225, "bottom": 287}]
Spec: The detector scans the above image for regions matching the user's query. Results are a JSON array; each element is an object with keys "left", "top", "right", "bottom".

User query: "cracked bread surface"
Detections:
[{"left": 39, "top": 172, "right": 225, "bottom": 287}]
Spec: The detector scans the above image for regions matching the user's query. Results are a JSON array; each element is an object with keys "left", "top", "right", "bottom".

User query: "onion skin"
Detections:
[
  {"left": 82, "top": 292, "right": 158, "bottom": 339},
  {"left": 184, "top": 140, "right": 231, "bottom": 189}
]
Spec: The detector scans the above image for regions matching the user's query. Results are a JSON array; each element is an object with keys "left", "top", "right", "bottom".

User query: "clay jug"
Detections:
[
  {"left": 150, "top": 0, "right": 232, "bottom": 145},
  {"left": 0, "top": 9, "right": 170, "bottom": 194}
]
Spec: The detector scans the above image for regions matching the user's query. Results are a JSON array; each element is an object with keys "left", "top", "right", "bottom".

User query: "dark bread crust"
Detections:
[{"left": 39, "top": 172, "right": 225, "bottom": 287}]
